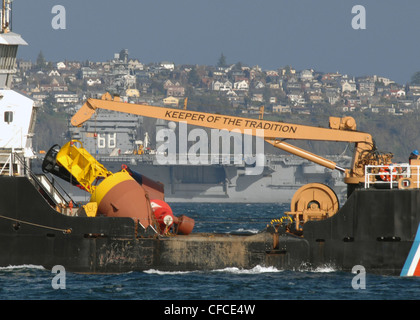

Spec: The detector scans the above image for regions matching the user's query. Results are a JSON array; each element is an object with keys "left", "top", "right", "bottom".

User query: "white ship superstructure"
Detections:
[{"left": 0, "top": 3, "right": 37, "bottom": 176}]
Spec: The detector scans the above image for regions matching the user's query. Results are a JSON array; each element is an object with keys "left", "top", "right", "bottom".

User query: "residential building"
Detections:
[
  {"left": 233, "top": 80, "right": 249, "bottom": 91},
  {"left": 18, "top": 60, "right": 32, "bottom": 72},
  {"left": 79, "top": 67, "right": 98, "bottom": 79},
  {"left": 300, "top": 69, "right": 314, "bottom": 81},
  {"left": 160, "top": 61, "right": 175, "bottom": 71},
  {"left": 163, "top": 96, "right": 179, "bottom": 106},
  {"left": 126, "top": 88, "right": 140, "bottom": 98},
  {"left": 408, "top": 85, "right": 420, "bottom": 97},
  {"left": 86, "top": 78, "right": 102, "bottom": 86},
  {"left": 358, "top": 79, "right": 375, "bottom": 96},
  {"left": 273, "top": 105, "right": 291, "bottom": 113},
  {"left": 341, "top": 80, "right": 357, "bottom": 93},
  {"left": 212, "top": 80, "right": 232, "bottom": 91},
  {"left": 166, "top": 85, "right": 185, "bottom": 97},
  {"left": 56, "top": 62, "right": 67, "bottom": 70},
  {"left": 54, "top": 92, "right": 79, "bottom": 106}
]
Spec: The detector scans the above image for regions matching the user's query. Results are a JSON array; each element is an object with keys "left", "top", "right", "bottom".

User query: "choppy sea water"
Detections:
[{"left": 0, "top": 203, "right": 419, "bottom": 302}]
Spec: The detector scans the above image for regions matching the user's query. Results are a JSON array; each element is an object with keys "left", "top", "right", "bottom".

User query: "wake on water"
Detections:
[
  {"left": 0, "top": 262, "right": 338, "bottom": 274},
  {"left": 143, "top": 264, "right": 338, "bottom": 275}
]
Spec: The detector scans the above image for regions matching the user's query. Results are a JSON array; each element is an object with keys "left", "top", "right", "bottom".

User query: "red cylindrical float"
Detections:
[
  {"left": 176, "top": 215, "right": 195, "bottom": 235},
  {"left": 151, "top": 199, "right": 177, "bottom": 232}
]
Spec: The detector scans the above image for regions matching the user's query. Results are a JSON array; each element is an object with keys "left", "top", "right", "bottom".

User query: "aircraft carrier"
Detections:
[{"left": 41, "top": 108, "right": 350, "bottom": 204}]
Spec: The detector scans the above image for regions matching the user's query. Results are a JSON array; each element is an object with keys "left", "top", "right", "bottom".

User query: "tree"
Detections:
[
  {"left": 187, "top": 66, "right": 200, "bottom": 87},
  {"left": 233, "top": 62, "right": 243, "bottom": 71},
  {"left": 411, "top": 71, "right": 420, "bottom": 85},
  {"left": 150, "top": 80, "right": 164, "bottom": 95},
  {"left": 217, "top": 53, "right": 227, "bottom": 68},
  {"left": 36, "top": 51, "right": 46, "bottom": 70}
]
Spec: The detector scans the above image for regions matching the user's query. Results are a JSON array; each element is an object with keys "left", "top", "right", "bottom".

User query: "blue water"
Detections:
[{"left": 0, "top": 203, "right": 419, "bottom": 301}]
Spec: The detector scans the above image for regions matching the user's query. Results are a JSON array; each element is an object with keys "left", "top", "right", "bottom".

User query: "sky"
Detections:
[{"left": 10, "top": 0, "right": 420, "bottom": 84}]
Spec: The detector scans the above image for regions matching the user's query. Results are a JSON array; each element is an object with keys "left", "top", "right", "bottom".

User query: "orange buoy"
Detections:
[
  {"left": 150, "top": 200, "right": 195, "bottom": 235},
  {"left": 151, "top": 199, "right": 177, "bottom": 232},
  {"left": 176, "top": 215, "right": 195, "bottom": 235},
  {"left": 90, "top": 171, "right": 154, "bottom": 228}
]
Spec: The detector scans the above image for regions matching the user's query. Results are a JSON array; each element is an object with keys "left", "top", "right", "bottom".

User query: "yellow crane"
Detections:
[
  {"left": 69, "top": 93, "right": 399, "bottom": 230},
  {"left": 71, "top": 94, "right": 388, "bottom": 185}
]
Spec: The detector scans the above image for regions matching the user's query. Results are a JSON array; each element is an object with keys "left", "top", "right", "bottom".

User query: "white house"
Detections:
[
  {"left": 56, "top": 62, "right": 66, "bottom": 70},
  {"left": 300, "top": 69, "right": 314, "bottom": 81},
  {"left": 128, "top": 59, "right": 144, "bottom": 71},
  {"left": 341, "top": 80, "right": 357, "bottom": 93},
  {"left": 48, "top": 70, "right": 60, "bottom": 77},
  {"left": 160, "top": 61, "right": 175, "bottom": 71},
  {"left": 212, "top": 80, "right": 232, "bottom": 91},
  {"left": 273, "top": 105, "right": 291, "bottom": 113},
  {"left": 86, "top": 78, "right": 102, "bottom": 86},
  {"left": 391, "top": 89, "right": 406, "bottom": 98},
  {"left": 234, "top": 80, "right": 249, "bottom": 91},
  {"left": 254, "top": 81, "right": 265, "bottom": 89},
  {"left": 54, "top": 92, "right": 79, "bottom": 105}
]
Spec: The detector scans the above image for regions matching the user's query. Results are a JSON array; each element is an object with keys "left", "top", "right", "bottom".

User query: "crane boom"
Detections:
[
  {"left": 72, "top": 98, "right": 372, "bottom": 143},
  {"left": 71, "top": 96, "right": 389, "bottom": 186}
]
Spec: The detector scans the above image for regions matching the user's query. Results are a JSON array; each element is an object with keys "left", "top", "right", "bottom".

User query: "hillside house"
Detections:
[
  {"left": 390, "top": 89, "right": 406, "bottom": 98},
  {"left": 374, "top": 76, "right": 395, "bottom": 86},
  {"left": 163, "top": 96, "right": 179, "bottom": 106},
  {"left": 233, "top": 80, "right": 249, "bottom": 91},
  {"left": 126, "top": 88, "right": 140, "bottom": 98},
  {"left": 358, "top": 79, "right": 375, "bottom": 96},
  {"left": 212, "top": 80, "right": 233, "bottom": 91},
  {"left": 18, "top": 60, "right": 32, "bottom": 72},
  {"left": 79, "top": 67, "right": 98, "bottom": 79},
  {"left": 48, "top": 70, "right": 60, "bottom": 77},
  {"left": 54, "top": 92, "right": 79, "bottom": 106},
  {"left": 160, "top": 61, "right": 175, "bottom": 71},
  {"left": 273, "top": 105, "right": 291, "bottom": 113},
  {"left": 251, "top": 93, "right": 263, "bottom": 102},
  {"left": 56, "top": 62, "right": 66, "bottom": 70},
  {"left": 341, "top": 80, "right": 357, "bottom": 93},
  {"left": 86, "top": 78, "right": 102, "bottom": 86},
  {"left": 408, "top": 85, "right": 420, "bottom": 97},
  {"left": 254, "top": 81, "right": 265, "bottom": 89},
  {"left": 128, "top": 59, "right": 144, "bottom": 71},
  {"left": 300, "top": 69, "right": 314, "bottom": 81}
]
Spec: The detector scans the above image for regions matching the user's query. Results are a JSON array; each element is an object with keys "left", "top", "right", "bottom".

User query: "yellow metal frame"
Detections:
[{"left": 55, "top": 140, "right": 112, "bottom": 193}]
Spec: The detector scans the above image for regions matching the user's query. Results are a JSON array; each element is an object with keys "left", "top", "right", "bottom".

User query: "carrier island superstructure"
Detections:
[{"left": 58, "top": 107, "right": 351, "bottom": 203}]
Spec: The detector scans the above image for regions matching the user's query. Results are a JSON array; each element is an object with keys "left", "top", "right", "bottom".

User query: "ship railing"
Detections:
[
  {"left": 98, "top": 153, "right": 271, "bottom": 167},
  {"left": 12, "top": 152, "right": 77, "bottom": 211},
  {"left": 0, "top": 152, "right": 13, "bottom": 175},
  {"left": 364, "top": 164, "right": 420, "bottom": 189},
  {"left": 0, "top": 150, "right": 25, "bottom": 176}
]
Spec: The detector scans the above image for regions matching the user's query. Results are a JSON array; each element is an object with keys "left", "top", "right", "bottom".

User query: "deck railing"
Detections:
[{"left": 364, "top": 164, "right": 420, "bottom": 189}]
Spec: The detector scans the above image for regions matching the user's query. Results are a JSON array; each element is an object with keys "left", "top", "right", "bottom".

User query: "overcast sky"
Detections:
[{"left": 11, "top": 0, "right": 420, "bottom": 84}]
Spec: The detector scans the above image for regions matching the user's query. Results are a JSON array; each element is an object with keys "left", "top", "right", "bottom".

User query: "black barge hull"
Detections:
[{"left": 0, "top": 176, "right": 418, "bottom": 275}]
